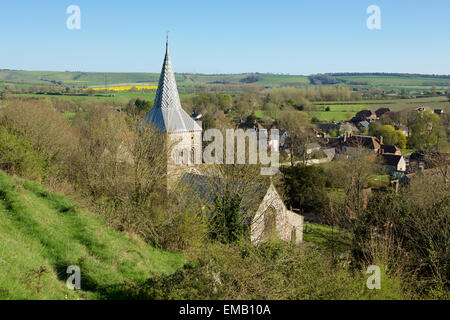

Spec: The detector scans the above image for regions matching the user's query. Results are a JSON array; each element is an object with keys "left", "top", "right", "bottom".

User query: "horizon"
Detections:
[
  {"left": 1, "top": 1, "right": 450, "bottom": 74},
  {"left": 2, "top": 68, "right": 450, "bottom": 78}
]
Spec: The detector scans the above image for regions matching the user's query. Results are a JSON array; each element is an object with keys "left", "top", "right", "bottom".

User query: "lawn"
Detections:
[
  {"left": 368, "top": 174, "right": 390, "bottom": 188},
  {"left": 303, "top": 222, "right": 351, "bottom": 252},
  {"left": 0, "top": 170, "right": 186, "bottom": 300},
  {"left": 13, "top": 92, "right": 169, "bottom": 105}
]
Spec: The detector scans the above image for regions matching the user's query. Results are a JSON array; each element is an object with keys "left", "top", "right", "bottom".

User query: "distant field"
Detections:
[
  {"left": 2, "top": 70, "right": 450, "bottom": 90},
  {"left": 13, "top": 92, "right": 177, "bottom": 105},
  {"left": 308, "top": 111, "right": 353, "bottom": 122},
  {"left": 308, "top": 104, "right": 368, "bottom": 121},
  {"left": 0, "top": 70, "right": 309, "bottom": 88},
  {"left": 315, "top": 96, "right": 450, "bottom": 112},
  {"left": 0, "top": 70, "right": 161, "bottom": 87},
  {"left": 335, "top": 75, "right": 450, "bottom": 88},
  {"left": 91, "top": 85, "right": 157, "bottom": 91}
]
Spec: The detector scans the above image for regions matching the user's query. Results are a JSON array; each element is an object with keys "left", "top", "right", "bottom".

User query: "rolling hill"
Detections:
[
  {"left": 0, "top": 170, "right": 186, "bottom": 300},
  {"left": 1, "top": 69, "right": 449, "bottom": 91}
]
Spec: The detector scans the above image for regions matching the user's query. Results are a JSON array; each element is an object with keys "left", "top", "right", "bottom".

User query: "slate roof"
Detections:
[
  {"left": 358, "top": 121, "right": 370, "bottom": 128},
  {"left": 143, "top": 41, "right": 202, "bottom": 133},
  {"left": 381, "top": 154, "right": 403, "bottom": 166},
  {"left": 318, "top": 123, "right": 338, "bottom": 132},
  {"left": 343, "top": 135, "right": 380, "bottom": 150},
  {"left": 177, "top": 173, "right": 270, "bottom": 218},
  {"left": 381, "top": 144, "right": 400, "bottom": 154}
]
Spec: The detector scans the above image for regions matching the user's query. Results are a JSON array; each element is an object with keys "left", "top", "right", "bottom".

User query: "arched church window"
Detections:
[{"left": 263, "top": 206, "right": 277, "bottom": 241}]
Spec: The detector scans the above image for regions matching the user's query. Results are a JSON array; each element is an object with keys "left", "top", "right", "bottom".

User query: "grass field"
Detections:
[
  {"left": 5, "top": 70, "right": 450, "bottom": 90},
  {"left": 368, "top": 175, "right": 390, "bottom": 188},
  {"left": 314, "top": 96, "right": 450, "bottom": 112},
  {"left": 335, "top": 75, "right": 450, "bottom": 88},
  {"left": 13, "top": 92, "right": 166, "bottom": 105},
  {"left": 303, "top": 222, "right": 351, "bottom": 252},
  {"left": 0, "top": 170, "right": 186, "bottom": 300},
  {"left": 0, "top": 70, "right": 310, "bottom": 88},
  {"left": 308, "top": 104, "right": 368, "bottom": 122}
]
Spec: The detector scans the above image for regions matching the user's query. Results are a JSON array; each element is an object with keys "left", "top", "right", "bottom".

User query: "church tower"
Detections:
[{"left": 144, "top": 38, "right": 202, "bottom": 184}]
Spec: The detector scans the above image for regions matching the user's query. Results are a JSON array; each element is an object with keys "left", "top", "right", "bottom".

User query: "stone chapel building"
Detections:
[{"left": 143, "top": 40, "right": 303, "bottom": 244}]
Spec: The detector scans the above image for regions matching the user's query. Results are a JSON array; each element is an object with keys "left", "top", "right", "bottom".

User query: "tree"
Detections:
[
  {"left": 369, "top": 123, "right": 406, "bottom": 148},
  {"left": 408, "top": 111, "right": 442, "bottom": 150},
  {"left": 125, "top": 98, "right": 152, "bottom": 118},
  {"left": 246, "top": 112, "right": 258, "bottom": 124},
  {"left": 277, "top": 111, "right": 313, "bottom": 166},
  {"left": 281, "top": 165, "right": 328, "bottom": 214},
  {"left": 333, "top": 147, "right": 380, "bottom": 221},
  {"left": 212, "top": 191, "right": 245, "bottom": 243}
]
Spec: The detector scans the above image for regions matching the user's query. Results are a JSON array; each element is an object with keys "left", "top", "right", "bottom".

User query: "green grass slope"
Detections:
[
  {"left": 0, "top": 170, "right": 186, "bottom": 300},
  {"left": 0, "top": 70, "right": 309, "bottom": 88}
]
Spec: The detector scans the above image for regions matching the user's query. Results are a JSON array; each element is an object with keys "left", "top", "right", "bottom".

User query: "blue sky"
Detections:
[{"left": 1, "top": 0, "right": 449, "bottom": 74}]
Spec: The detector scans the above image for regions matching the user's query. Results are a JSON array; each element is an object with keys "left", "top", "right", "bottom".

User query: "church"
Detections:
[{"left": 143, "top": 39, "right": 303, "bottom": 244}]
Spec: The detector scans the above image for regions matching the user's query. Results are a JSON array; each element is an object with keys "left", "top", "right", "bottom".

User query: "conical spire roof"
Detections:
[{"left": 144, "top": 39, "right": 202, "bottom": 133}]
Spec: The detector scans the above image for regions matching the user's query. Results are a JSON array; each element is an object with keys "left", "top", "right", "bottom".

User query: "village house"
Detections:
[
  {"left": 318, "top": 122, "right": 339, "bottom": 134},
  {"left": 356, "top": 120, "right": 370, "bottom": 130},
  {"left": 340, "top": 134, "right": 381, "bottom": 154},
  {"left": 407, "top": 151, "right": 447, "bottom": 172},
  {"left": 380, "top": 144, "right": 402, "bottom": 155},
  {"left": 415, "top": 106, "right": 431, "bottom": 112},
  {"left": 381, "top": 154, "right": 406, "bottom": 174},
  {"left": 337, "top": 122, "right": 358, "bottom": 134},
  {"left": 238, "top": 119, "right": 265, "bottom": 131},
  {"left": 351, "top": 109, "right": 377, "bottom": 123}
]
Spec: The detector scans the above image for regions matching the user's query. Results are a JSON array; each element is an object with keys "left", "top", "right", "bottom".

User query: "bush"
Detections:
[
  {"left": 281, "top": 165, "right": 329, "bottom": 214},
  {"left": 138, "top": 241, "right": 409, "bottom": 300},
  {"left": 0, "top": 127, "right": 48, "bottom": 179},
  {"left": 353, "top": 190, "right": 449, "bottom": 298},
  {"left": 0, "top": 99, "right": 77, "bottom": 182}
]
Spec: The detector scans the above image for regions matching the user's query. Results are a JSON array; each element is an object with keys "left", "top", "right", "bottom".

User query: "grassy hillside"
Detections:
[
  {"left": 0, "top": 170, "right": 186, "bottom": 300},
  {"left": 0, "top": 70, "right": 309, "bottom": 88},
  {"left": 2, "top": 69, "right": 450, "bottom": 91},
  {"left": 334, "top": 74, "right": 450, "bottom": 88},
  {"left": 314, "top": 96, "right": 450, "bottom": 112}
]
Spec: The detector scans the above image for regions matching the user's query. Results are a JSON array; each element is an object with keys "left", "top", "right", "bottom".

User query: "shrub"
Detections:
[
  {"left": 353, "top": 190, "right": 449, "bottom": 298},
  {"left": 281, "top": 165, "right": 329, "bottom": 214},
  {"left": 0, "top": 126, "right": 48, "bottom": 179},
  {"left": 138, "top": 241, "right": 409, "bottom": 300},
  {"left": 211, "top": 191, "right": 246, "bottom": 243}
]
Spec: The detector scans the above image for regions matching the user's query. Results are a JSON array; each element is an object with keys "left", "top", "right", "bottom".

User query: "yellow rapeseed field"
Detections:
[{"left": 90, "top": 85, "right": 158, "bottom": 92}]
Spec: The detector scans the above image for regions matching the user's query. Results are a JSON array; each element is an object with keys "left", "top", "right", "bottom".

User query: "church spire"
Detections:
[
  {"left": 153, "top": 32, "right": 182, "bottom": 110},
  {"left": 143, "top": 36, "right": 202, "bottom": 133},
  {"left": 166, "top": 30, "right": 169, "bottom": 52}
]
